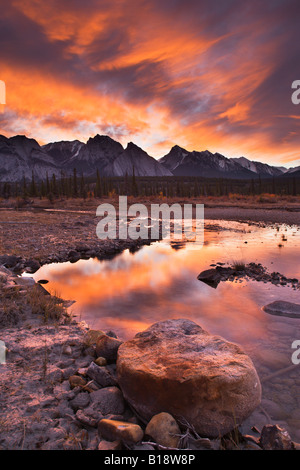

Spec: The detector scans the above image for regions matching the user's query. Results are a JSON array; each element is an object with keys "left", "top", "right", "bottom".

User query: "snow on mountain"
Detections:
[
  {"left": 112, "top": 142, "right": 172, "bottom": 177},
  {"left": 0, "top": 134, "right": 171, "bottom": 181},
  {"left": 0, "top": 135, "right": 60, "bottom": 182},
  {"left": 0, "top": 133, "right": 295, "bottom": 182},
  {"left": 285, "top": 165, "right": 300, "bottom": 174},
  {"left": 159, "top": 146, "right": 256, "bottom": 178},
  {"left": 232, "top": 156, "right": 286, "bottom": 177}
]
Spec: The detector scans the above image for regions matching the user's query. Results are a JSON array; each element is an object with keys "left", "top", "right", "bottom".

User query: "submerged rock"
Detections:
[
  {"left": 263, "top": 301, "right": 300, "bottom": 319},
  {"left": 198, "top": 264, "right": 299, "bottom": 290},
  {"left": 197, "top": 268, "right": 224, "bottom": 288},
  {"left": 197, "top": 267, "right": 233, "bottom": 288},
  {"left": 117, "top": 319, "right": 261, "bottom": 438}
]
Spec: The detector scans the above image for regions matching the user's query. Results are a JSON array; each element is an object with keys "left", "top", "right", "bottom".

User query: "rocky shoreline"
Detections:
[
  {"left": 0, "top": 208, "right": 156, "bottom": 274},
  {"left": 0, "top": 205, "right": 299, "bottom": 450},
  {"left": 0, "top": 266, "right": 299, "bottom": 451},
  {"left": 0, "top": 238, "right": 152, "bottom": 276},
  {"left": 198, "top": 262, "right": 300, "bottom": 290}
]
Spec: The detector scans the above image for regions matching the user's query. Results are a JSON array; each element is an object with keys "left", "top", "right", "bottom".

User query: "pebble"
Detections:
[{"left": 98, "top": 419, "right": 144, "bottom": 443}]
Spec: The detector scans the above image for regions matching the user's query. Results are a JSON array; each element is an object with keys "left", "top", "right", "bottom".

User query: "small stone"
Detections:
[
  {"left": 90, "top": 387, "right": 125, "bottom": 415},
  {"left": 132, "top": 444, "right": 155, "bottom": 450},
  {"left": 95, "top": 357, "right": 107, "bottom": 367},
  {"left": 86, "top": 361, "right": 116, "bottom": 387},
  {"left": 62, "top": 366, "right": 78, "bottom": 380},
  {"left": 260, "top": 424, "right": 294, "bottom": 450},
  {"left": 47, "top": 368, "right": 63, "bottom": 384},
  {"left": 95, "top": 334, "right": 123, "bottom": 363},
  {"left": 98, "top": 419, "right": 144, "bottom": 443},
  {"left": 57, "top": 400, "right": 74, "bottom": 418},
  {"left": 68, "top": 250, "right": 81, "bottom": 263},
  {"left": 46, "top": 427, "right": 67, "bottom": 441},
  {"left": 75, "top": 409, "right": 100, "bottom": 428},
  {"left": 98, "top": 440, "right": 122, "bottom": 450},
  {"left": 85, "top": 329, "right": 106, "bottom": 345},
  {"left": 69, "top": 375, "right": 87, "bottom": 389},
  {"left": 77, "top": 367, "right": 88, "bottom": 376},
  {"left": 62, "top": 344, "right": 72, "bottom": 356},
  {"left": 24, "top": 259, "right": 41, "bottom": 273},
  {"left": 145, "top": 412, "right": 180, "bottom": 448},
  {"left": 70, "top": 392, "right": 91, "bottom": 411}
]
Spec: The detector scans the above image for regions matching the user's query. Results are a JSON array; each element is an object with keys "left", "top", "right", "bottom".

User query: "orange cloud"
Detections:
[{"left": 0, "top": 0, "right": 299, "bottom": 166}]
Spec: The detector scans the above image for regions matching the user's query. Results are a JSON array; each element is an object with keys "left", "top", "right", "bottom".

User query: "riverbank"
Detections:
[
  {"left": 1, "top": 266, "right": 298, "bottom": 450},
  {"left": 0, "top": 197, "right": 299, "bottom": 450},
  {"left": 0, "top": 196, "right": 299, "bottom": 265}
]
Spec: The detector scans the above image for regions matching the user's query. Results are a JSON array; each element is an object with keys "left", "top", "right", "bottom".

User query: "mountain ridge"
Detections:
[{"left": 0, "top": 133, "right": 297, "bottom": 182}]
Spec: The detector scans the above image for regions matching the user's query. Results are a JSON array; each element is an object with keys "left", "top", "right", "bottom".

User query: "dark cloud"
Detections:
[{"left": 0, "top": 0, "right": 299, "bottom": 162}]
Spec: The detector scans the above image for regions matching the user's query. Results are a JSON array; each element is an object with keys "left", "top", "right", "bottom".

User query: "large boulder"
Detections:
[{"left": 116, "top": 319, "right": 261, "bottom": 437}]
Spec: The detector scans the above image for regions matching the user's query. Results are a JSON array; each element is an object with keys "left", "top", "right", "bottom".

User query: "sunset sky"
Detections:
[{"left": 0, "top": 0, "right": 300, "bottom": 166}]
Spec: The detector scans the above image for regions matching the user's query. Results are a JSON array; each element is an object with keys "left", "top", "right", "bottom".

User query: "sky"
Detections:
[{"left": 0, "top": 0, "right": 300, "bottom": 167}]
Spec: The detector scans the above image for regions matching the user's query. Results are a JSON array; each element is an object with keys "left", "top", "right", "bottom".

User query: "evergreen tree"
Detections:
[
  {"left": 73, "top": 168, "right": 78, "bottom": 197},
  {"left": 95, "top": 169, "right": 102, "bottom": 197},
  {"left": 29, "top": 170, "right": 37, "bottom": 197}
]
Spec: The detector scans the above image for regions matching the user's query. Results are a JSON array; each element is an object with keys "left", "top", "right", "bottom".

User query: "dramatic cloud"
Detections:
[{"left": 0, "top": 0, "right": 299, "bottom": 166}]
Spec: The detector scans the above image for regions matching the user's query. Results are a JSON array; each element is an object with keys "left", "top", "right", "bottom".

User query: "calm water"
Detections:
[{"left": 29, "top": 220, "right": 300, "bottom": 439}]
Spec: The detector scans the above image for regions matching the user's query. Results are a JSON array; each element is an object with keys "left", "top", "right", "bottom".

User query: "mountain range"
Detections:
[{"left": 0, "top": 133, "right": 298, "bottom": 182}]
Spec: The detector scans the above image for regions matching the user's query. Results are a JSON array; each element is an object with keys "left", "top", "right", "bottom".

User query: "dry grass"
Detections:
[
  {"left": 0, "top": 280, "right": 23, "bottom": 327},
  {"left": 26, "top": 285, "right": 68, "bottom": 323},
  {"left": 232, "top": 261, "right": 246, "bottom": 271}
]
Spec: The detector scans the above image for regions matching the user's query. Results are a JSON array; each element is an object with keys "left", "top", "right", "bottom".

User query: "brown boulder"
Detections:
[{"left": 116, "top": 319, "right": 261, "bottom": 438}]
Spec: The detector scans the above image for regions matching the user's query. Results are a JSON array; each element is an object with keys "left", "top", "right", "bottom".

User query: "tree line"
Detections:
[{"left": 0, "top": 168, "right": 299, "bottom": 200}]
